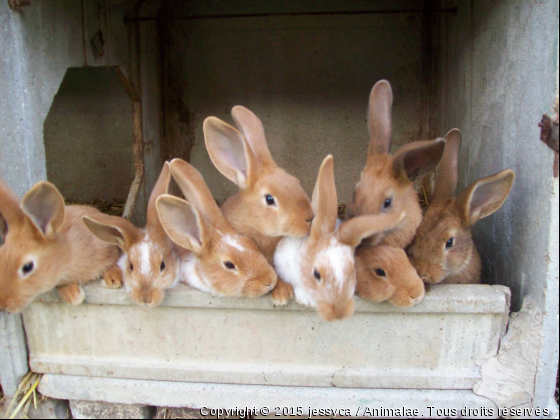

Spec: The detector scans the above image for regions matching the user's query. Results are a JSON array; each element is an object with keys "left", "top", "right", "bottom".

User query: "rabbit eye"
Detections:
[
  {"left": 130, "top": 264, "right": 134, "bottom": 272},
  {"left": 264, "top": 194, "right": 276, "bottom": 206},
  {"left": 313, "top": 269, "right": 321, "bottom": 282},
  {"left": 382, "top": 198, "right": 393, "bottom": 211},
  {"left": 21, "top": 262, "right": 35, "bottom": 276},
  {"left": 446, "top": 237, "right": 455, "bottom": 250},
  {"left": 224, "top": 261, "right": 236, "bottom": 271},
  {"left": 160, "top": 261, "right": 166, "bottom": 272},
  {"left": 375, "top": 268, "right": 387, "bottom": 277}
]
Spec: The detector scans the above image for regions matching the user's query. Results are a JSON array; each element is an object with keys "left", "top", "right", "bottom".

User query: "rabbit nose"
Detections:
[{"left": 140, "top": 293, "right": 153, "bottom": 306}]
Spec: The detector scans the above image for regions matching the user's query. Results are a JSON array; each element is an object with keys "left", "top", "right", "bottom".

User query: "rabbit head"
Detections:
[
  {"left": 157, "top": 159, "right": 277, "bottom": 298},
  {"left": 275, "top": 156, "right": 406, "bottom": 321},
  {"left": 408, "top": 129, "right": 515, "bottom": 284},
  {"left": 355, "top": 245, "right": 424, "bottom": 307},
  {"left": 348, "top": 80, "right": 445, "bottom": 249},
  {"left": 84, "top": 163, "right": 180, "bottom": 307},
  {"left": 0, "top": 179, "right": 70, "bottom": 313},
  {"left": 204, "top": 106, "right": 314, "bottom": 240}
]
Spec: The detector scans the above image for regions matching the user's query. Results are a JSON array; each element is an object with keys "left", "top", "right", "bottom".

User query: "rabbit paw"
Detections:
[
  {"left": 271, "top": 279, "right": 294, "bottom": 306},
  {"left": 102, "top": 265, "right": 123, "bottom": 289},
  {"left": 58, "top": 284, "right": 86, "bottom": 306}
]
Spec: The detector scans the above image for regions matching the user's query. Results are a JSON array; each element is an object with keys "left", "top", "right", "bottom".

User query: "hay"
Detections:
[
  {"left": 155, "top": 407, "right": 201, "bottom": 419},
  {"left": 3, "top": 372, "right": 42, "bottom": 420},
  {"left": 65, "top": 199, "right": 125, "bottom": 217}
]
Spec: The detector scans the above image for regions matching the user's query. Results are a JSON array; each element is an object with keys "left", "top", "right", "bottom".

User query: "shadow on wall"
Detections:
[{"left": 44, "top": 67, "right": 135, "bottom": 204}]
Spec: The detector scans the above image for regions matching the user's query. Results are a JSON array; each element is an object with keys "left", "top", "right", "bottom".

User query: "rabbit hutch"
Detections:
[{"left": 0, "top": 0, "right": 558, "bottom": 418}]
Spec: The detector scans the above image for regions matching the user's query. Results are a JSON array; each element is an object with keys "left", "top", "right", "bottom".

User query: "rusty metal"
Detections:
[
  {"left": 539, "top": 114, "right": 559, "bottom": 152},
  {"left": 125, "top": 7, "right": 457, "bottom": 22},
  {"left": 538, "top": 101, "right": 559, "bottom": 177},
  {"left": 8, "top": 0, "right": 31, "bottom": 11}
]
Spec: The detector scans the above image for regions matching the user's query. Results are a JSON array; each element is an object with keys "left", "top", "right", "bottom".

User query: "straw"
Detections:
[
  {"left": 3, "top": 373, "right": 43, "bottom": 420},
  {"left": 65, "top": 198, "right": 125, "bottom": 217},
  {"left": 155, "top": 407, "right": 199, "bottom": 419}
]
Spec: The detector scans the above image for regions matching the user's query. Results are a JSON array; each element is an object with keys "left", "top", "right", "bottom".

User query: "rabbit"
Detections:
[
  {"left": 0, "top": 177, "right": 122, "bottom": 313},
  {"left": 347, "top": 80, "right": 446, "bottom": 249},
  {"left": 407, "top": 129, "right": 516, "bottom": 284},
  {"left": 355, "top": 245, "right": 425, "bottom": 307},
  {"left": 203, "top": 106, "right": 314, "bottom": 304},
  {"left": 83, "top": 162, "right": 181, "bottom": 307},
  {"left": 155, "top": 158, "right": 277, "bottom": 298},
  {"left": 274, "top": 155, "right": 406, "bottom": 322}
]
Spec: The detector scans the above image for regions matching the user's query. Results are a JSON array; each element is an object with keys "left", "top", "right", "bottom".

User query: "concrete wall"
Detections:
[
  {"left": 44, "top": 67, "right": 135, "bottom": 203},
  {"left": 434, "top": 0, "right": 559, "bottom": 310},
  {"left": 0, "top": 0, "right": 139, "bottom": 397},
  {"left": 167, "top": 0, "right": 428, "bottom": 204},
  {"left": 434, "top": 0, "right": 559, "bottom": 410}
]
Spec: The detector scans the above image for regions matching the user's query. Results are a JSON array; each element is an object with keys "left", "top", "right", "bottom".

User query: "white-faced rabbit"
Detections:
[
  {"left": 83, "top": 163, "right": 180, "bottom": 307},
  {"left": 156, "top": 159, "right": 278, "bottom": 298},
  {"left": 274, "top": 155, "right": 405, "bottom": 321}
]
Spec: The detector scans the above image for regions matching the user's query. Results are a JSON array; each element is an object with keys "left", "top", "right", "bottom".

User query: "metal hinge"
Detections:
[{"left": 538, "top": 100, "right": 559, "bottom": 178}]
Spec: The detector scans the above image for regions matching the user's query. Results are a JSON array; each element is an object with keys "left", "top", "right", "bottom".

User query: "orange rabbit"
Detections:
[
  {"left": 156, "top": 159, "right": 277, "bottom": 298},
  {"left": 408, "top": 129, "right": 515, "bottom": 284},
  {"left": 83, "top": 163, "right": 181, "bottom": 307},
  {"left": 0, "top": 178, "right": 121, "bottom": 313},
  {"left": 348, "top": 80, "right": 445, "bottom": 249},
  {"left": 355, "top": 245, "right": 424, "bottom": 307},
  {"left": 204, "top": 106, "right": 314, "bottom": 304}
]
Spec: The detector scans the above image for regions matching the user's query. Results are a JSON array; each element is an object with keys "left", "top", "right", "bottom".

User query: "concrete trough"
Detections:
[{"left": 23, "top": 283, "right": 509, "bottom": 391}]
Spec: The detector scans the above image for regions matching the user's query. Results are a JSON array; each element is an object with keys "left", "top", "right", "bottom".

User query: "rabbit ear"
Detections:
[
  {"left": 455, "top": 169, "right": 515, "bottom": 227},
  {"left": 169, "top": 159, "right": 227, "bottom": 229},
  {"left": 367, "top": 80, "right": 393, "bottom": 159},
  {"left": 204, "top": 116, "right": 259, "bottom": 189},
  {"left": 392, "top": 138, "right": 446, "bottom": 182},
  {"left": 83, "top": 215, "right": 139, "bottom": 250},
  {"left": 21, "top": 182, "right": 66, "bottom": 239},
  {"left": 338, "top": 212, "right": 405, "bottom": 248},
  {"left": 432, "top": 129, "right": 462, "bottom": 204},
  {"left": 156, "top": 195, "right": 212, "bottom": 256},
  {"left": 147, "top": 162, "right": 171, "bottom": 231},
  {"left": 0, "top": 177, "right": 24, "bottom": 231},
  {"left": 310, "top": 155, "right": 338, "bottom": 241},
  {"left": 231, "top": 106, "right": 275, "bottom": 166}
]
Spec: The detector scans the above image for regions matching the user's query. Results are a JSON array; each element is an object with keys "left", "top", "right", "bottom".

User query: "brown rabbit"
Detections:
[
  {"left": 156, "top": 159, "right": 277, "bottom": 298},
  {"left": 204, "top": 106, "right": 314, "bottom": 304},
  {"left": 83, "top": 163, "right": 181, "bottom": 307},
  {"left": 348, "top": 80, "right": 445, "bottom": 249},
  {"left": 408, "top": 129, "right": 516, "bottom": 284},
  {"left": 355, "top": 245, "right": 425, "bottom": 307},
  {"left": 0, "top": 178, "right": 122, "bottom": 313}
]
